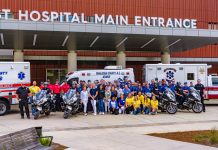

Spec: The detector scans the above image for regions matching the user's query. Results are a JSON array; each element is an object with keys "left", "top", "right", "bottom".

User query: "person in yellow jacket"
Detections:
[
  {"left": 151, "top": 95, "right": 158, "bottom": 115},
  {"left": 144, "top": 94, "right": 151, "bottom": 114},
  {"left": 133, "top": 94, "right": 141, "bottom": 115},
  {"left": 29, "top": 81, "right": 41, "bottom": 95},
  {"left": 137, "top": 91, "right": 144, "bottom": 114},
  {"left": 29, "top": 81, "right": 41, "bottom": 104},
  {"left": 125, "top": 93, "right": 134, "bottom": 114}
]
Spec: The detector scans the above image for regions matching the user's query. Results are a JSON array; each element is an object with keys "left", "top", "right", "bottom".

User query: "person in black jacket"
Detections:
[
  {"left": 16, "top": 84, "right": 30, "bottom": 119},
  {"left": 194, "top": 79, "right": 206, "bottom": 112},
  {"left": 97, "top": 84, "right": 105, "bottom": 115}
]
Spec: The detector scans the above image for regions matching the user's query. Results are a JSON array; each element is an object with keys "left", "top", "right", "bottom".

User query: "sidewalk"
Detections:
[{"left": 0, "top": 106, "right": 218, "bottom": 150}]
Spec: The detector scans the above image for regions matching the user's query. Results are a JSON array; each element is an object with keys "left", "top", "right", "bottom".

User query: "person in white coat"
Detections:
[{"left": 80, "top": 86, "right": 89, "bottom": 116}]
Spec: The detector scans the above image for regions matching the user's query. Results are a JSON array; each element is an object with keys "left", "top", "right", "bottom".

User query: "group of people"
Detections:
[{"left": 16, "top": 77, "right": 205, "bottom": 119}]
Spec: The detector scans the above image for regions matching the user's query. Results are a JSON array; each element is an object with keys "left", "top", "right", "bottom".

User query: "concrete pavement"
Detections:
[{"left": 0, "top": 106, "right": 218, "bottom": 150}]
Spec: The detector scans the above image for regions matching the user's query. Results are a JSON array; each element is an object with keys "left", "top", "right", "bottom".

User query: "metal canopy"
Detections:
[{"left": 0, "top": 20, "right": 218, "bottom": 52}]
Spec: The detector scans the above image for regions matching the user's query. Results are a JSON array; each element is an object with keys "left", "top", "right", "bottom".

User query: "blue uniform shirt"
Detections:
[
  {"left": 119, "top": 99, "right": 125, "bottom": 106},
  {"left": 160, "top": 84, "right": 168, "bottom": 93},
  {"left": 182, "top": 86, "right": 190, "bottom": 91}
]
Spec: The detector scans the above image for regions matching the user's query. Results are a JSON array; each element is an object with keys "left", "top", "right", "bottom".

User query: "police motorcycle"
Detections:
[
  {"left": 177, "top": 87, "right": 203, "bottom": 113},
  {"left": 31, "top": 90, "right": 53, "bottom": 119},
  {"left": 159, "top": 88, "right": 177, "bottom": 114},
  {"left": 62, "top": 89, "right": 81, "bottom": 119}
]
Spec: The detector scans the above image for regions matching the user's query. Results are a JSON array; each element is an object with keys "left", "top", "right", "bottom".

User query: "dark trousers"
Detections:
[
  {"left": 201, "top": 96, "right": 205, "bottom": 111},
  {"left": 110, "top": 108, "right": 119, "bottom": 115},
  {"left": 176, "top": 95, "right": 184, "bottom": 105},
  {"left": 55, "top": 94, "right": 62, "bottom": 111},
  {"left": 19, "top": 100, "right": 30, "bottom": 117},
  {"left": 87, "top": 99, "right": 93, "bottom": 112},
  {"left": 125, "top": 105, "right": 133, "bottom": 114}
]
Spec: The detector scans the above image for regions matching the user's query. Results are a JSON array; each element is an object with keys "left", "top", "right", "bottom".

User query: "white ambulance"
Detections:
[
  {"left": 144, "top": 63, "right": 218, "bottom": 99},
  {"left": 0, "top": 62, "right": 31, "bottom": 115},
  {"left": 144, "top": 64, "right": 209, "bottom": 85},
  {"left": 207, "top": 75, "right": 218, "bottom": 99},
  {"left": 66, "top": 66, "right": 135, "bottom": 84}
]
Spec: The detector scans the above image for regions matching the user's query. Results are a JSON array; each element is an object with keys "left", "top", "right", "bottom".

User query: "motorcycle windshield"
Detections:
[
  {"left": 35, "top": 90, "right": 47, "bottom": 101},
  {"left": 165, "top": 88, "right": 176, "bottom": 101},
  {"left": 65, "top": 89, "right": 75, "bottom": 100},
  {"left": 190, "top": 87, "right": 201, "bottom": 101}
]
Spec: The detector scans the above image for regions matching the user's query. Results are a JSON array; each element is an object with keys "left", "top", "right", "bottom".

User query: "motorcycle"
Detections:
[
  {"left": 177, "top": 87, "right": 203, "bottom": 113},
  {"left": 31, "top": 90, "right": 52, "bottom": 119},
  {"left": 159, "top": 88, "right": 177, "bottom": 114},
  {"left": 62, "top": 89, "right": 81, "bottom": 119}
]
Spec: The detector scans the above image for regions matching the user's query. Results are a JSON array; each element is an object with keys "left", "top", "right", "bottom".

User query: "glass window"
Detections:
[
  {"left": 187, "top": 73, "right": 194, "bottom": 80},
  {"left": 212, "top": 78, "right": 218, "bottom": 86},
  {"left": 46, "top": 69, "right": 67, "bottom": 84}
]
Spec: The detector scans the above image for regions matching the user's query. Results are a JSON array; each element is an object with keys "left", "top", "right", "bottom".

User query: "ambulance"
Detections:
[
  {"left": 0, "top": 62, "right": 31, "bottom": 115},
  {"left": 143, "top": 63, "right": 218, "bottom": 99},
  {"left": 66, "top": 66, "right": 135, "bottom": 84}
]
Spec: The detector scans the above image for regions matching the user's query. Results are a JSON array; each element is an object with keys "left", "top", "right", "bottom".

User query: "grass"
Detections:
[{"left": 149, "top": 128, "right": 218, "bottom": 148}]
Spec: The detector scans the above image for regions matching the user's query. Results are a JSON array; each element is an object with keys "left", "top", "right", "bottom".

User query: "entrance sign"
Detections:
[{"left": 0, "top": 9, "right": 197, "bottom": 29}]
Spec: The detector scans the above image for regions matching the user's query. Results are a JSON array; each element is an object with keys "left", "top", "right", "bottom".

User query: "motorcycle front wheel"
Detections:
[
  {"left": 45, "top": 110, "right": 51, "bottom": 116},
  {"left": 63, "top": 110, "right": 70, "bottom": 119},
  {"left": 34, "top": 111, "right": 40, "bottom": 120},
  {"left": 192, "top": 102, "right": 203, "bottom": 113},
  {"left": 166, "top": 103, "right": 177, "bottom": 114}
]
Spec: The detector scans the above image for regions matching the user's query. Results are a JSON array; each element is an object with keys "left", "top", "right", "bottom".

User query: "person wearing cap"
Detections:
[
  {"left": 16, "top": 84, "right": 31, "bottom": 119},
  {"left": 175, "top": 82, "right": 184, "bottom": 105},
  {"left": 42, "top": 82, "right": 52, "bottom": 94},
  {"left": 109, "top": 96, "right": 119, "bottom": 115},
  {"left": 194, "top": 79, "right": 206, "bottom": 112},
  {"left": 182, "top": 82, "right": 190, "bottom": 93}
]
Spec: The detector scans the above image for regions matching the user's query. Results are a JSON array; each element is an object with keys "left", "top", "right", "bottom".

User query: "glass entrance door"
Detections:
[{"left": 46, "top": 69, "right": 67, "bottom": 84}]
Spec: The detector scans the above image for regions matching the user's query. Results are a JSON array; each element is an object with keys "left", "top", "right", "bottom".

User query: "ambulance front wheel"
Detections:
[{"left": 0, "top": 101, "right": 8, "bottom": 116}]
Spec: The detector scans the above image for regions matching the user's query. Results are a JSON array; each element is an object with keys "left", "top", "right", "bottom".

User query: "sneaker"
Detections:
[
  {"left": 93, "top": 113, "right": 97, "bottom": 116},
  {"left": 84, "top": 113, "right": 88, "bottom": 116},
  {"left": 99, "top": 112, "right": 102, "bottom": 115},
  {"left": 102, "top": 112, "right": 104, "bottom": 115}
]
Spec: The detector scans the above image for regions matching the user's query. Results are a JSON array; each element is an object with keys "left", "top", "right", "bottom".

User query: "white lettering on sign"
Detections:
[{"left": 0, "top": 9, "right": 198, "bottom": 29}]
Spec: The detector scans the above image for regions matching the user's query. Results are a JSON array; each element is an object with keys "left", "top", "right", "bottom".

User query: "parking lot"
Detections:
[{"left": 0, "top": 105, "right": 218, "bottom": 150}]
